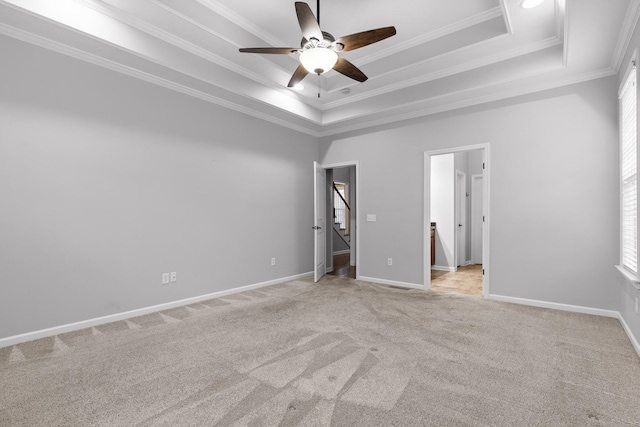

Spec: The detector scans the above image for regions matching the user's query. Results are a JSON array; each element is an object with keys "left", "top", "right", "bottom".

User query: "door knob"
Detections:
[{"left": 312, "top": 226, "right": 322, "bottom": 230}]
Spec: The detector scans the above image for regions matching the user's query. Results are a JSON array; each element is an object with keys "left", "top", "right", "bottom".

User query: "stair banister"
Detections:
[{"left": 333, "top": 183, "right": 350, "bottom": 236}]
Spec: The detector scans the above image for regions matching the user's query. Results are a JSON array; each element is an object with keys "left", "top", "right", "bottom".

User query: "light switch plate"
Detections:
[{"left": 367, "top": 214, "right": 376, "bottom": 222}]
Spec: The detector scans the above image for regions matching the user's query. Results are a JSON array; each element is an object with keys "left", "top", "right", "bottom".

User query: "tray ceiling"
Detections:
[{"left": 0, "top": 0, "right": 637, "bottom": 137}]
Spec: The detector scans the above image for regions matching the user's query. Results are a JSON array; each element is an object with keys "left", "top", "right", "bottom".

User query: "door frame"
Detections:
[
  {"left": 319, "top": 160, "right": 360, "bottom": 280},
  {"left": 424, "top": 144, "right": 490, "bottom": 297}
]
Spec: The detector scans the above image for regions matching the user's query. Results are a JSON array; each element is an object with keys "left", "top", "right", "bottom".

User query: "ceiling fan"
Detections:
[{"left": 239, "top": 1, "right": 396, "bottom": 89}]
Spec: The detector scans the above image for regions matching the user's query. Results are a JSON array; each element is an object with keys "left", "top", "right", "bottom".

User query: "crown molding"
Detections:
[
  {"left": 352, "top": 6, "right": 504, "bottom": 67},
  {"left": 146, "top": 0, "right": 249, "bottom": 49},
  {"left": 611, "top": 0, "right": 640, "bottom": 72},
  {"left": 1, "top": 0, "right": 324, "bottom": 121},
  {"left": 74, "top": 0, "right": 322, "bottom": 111},
  {"left": 555, "top": 0, "right": 565, "bottom": 41},
  {"left": 319, "top": 67, "right": 616, "bottom": 137},
  {"left": 195, "top": 0, "right": 285, "bottom": 48},
  {"left": 498, "top": 0, "right": 513, "bottom": 35},
  {"left": 561, "top": 0, "right": 570, "bottom": 67},
  {"left": 0, "top": 23, "right": 321, "bottom": 137},
  {"left": 324, "top": 63, "right": 568, "bottom": 127},
  {"left": 323, "top": 36, "right": 561, "bottom": 110}
]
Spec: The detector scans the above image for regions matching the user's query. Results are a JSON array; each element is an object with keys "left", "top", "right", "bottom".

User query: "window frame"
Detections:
[{"left": 618, "top": 50, "right": 640, "bottom": 285}]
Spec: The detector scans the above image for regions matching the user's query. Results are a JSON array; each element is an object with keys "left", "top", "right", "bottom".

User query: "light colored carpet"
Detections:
[{"left": 1, "top": 275, "right": 639, "bottom": 426}]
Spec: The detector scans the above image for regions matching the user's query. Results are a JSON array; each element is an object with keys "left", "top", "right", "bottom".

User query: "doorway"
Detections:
[
  {"left": 424, "top": 145, "right": 489, "bottom": 297},
  {"left": 314, "top": 161, "right": 359, "bottom": 282}
]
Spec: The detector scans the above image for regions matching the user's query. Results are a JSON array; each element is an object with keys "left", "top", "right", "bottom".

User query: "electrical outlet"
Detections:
[
  {"left": 387, "top": 258, "right": 393, "bottom": 266},
  {"left": 271, "top": 257, "right": 276, "bottom": 266},
  {"left": 170, "top": 272, "right": 177, "bottom": 282},
  {"left": 635, "top": 297, "right": 639, "bottom": 314},
  {"left": 162, "top": 273, "right": 170, "bottom": 285}
]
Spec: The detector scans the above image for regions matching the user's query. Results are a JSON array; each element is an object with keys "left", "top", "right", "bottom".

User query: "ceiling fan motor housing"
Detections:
[{"left": 301, "top": 31, "right": 335, "bottom": 49}]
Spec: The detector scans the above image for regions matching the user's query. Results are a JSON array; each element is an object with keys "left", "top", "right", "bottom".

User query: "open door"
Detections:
[
  {"left": 455, "top": 170, "right": 466, "bottom": 267},
  {"left": 313, "top": 161, "right": 326, "bottom": 282},
  {"left": 471, "top": 174, "right": 483, "bottom": 264}
]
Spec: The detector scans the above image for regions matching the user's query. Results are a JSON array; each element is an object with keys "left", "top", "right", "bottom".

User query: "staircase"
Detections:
[{"left": 333, "top": 183, "right": 350, "bottom": 247}]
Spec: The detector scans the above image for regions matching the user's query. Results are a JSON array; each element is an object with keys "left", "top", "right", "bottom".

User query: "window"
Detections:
[{"left": 620, "top": 61, "right": 637, "bottom": 274}]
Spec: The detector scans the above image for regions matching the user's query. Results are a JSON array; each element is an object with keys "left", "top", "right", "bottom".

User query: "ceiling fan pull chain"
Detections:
[{"left": 318, "top": 73, "right": 321, "bottom": 98}]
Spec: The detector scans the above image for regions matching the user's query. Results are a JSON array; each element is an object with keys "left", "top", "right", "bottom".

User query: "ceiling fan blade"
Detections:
[
  {"left": 333, "top": 57, "right": 367, "bottom": 82},
  {"left": 287, "top": 64, "right": 310, "bottom": 87},
  {"left": 239, "top": 47, "right": 300, "bottom": 54},
  {"left": 335, "top": 26, "right": 396, "bottom": 52},
  {"left": 295, "top": 2, "right": 322, "bottom": 42}
]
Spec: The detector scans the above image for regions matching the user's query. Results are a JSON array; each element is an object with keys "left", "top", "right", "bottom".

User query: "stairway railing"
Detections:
[{"left": 333, "top": 184, "right": 350, "bottom": 236}]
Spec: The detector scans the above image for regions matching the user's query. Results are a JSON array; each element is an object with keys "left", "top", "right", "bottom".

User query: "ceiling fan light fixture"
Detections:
[
  {"left": 520, "top": 0, "right": 544, "bottom": 8},
  {"left": 300, "top": 47, "right": 338, "bottom": 74}
]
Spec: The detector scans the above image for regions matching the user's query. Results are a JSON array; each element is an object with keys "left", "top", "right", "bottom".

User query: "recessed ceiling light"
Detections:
[
  {"left": 521, "top": 0, "right": 544, "bottom": 8},
  {"left": 292, "top": 84, "right": 304, "bottom": 91}
]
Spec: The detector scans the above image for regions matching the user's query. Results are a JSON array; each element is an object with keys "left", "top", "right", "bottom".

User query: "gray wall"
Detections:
[
  {"left": 333, "top": 168, "right": 351, "bottom": 185},
  {"left": 0, "top": 36, "right": 317, "bottom": 339},
  {"left": 320, "top": 77, "right": 619, "bottom": 311},
  {"left": 430, "top": 153, "right": 455, "bottom": 269}
]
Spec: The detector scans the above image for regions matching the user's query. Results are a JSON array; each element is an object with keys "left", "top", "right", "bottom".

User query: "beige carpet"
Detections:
[{"left": 1, "top": 275, "right": 639, "bottom": 426}]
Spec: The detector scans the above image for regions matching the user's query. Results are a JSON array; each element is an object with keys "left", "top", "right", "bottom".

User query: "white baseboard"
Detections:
[
  {"left": 431, "top": 265, "right": 456, "bottom": 272},
  {"left": 358, "top": 276, "right": 424, "bottom": 290},
  {"left": 617, "top": 313, "right": 640, "bottom": 358},
  {"left": 0, "top": 272, "right": 313, "bottom": 349},
  {"left": 484, "top": 294, "right": 640, "bottom": 359},
  {"left": 332, "top": 250, "right": 350, "bottom": 255},
  {"left": 486, "top": 294, "right": 619, "bottom": 318}
]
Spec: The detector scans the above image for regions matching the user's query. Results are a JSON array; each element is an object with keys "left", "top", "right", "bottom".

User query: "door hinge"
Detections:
[
  {"left": 482, "top": 269, "right": 485, "bottom": 275},
  {"left": 482, "top": 215, "right": 485, "bottom": 222},
  {"left": 482, "top": 162, "right": 485, "bottom": 169}
]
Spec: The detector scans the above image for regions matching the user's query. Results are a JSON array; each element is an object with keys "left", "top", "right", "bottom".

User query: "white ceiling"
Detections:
[{"left": 0, "top": 0, "right": 637, "bottom": 137}]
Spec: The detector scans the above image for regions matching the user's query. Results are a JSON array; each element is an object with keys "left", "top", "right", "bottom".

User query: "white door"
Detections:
[
  {"left": 455, "top": 171, "right": 466, "bottom": 267},
  {"left": 471, "top": 174, "right": 483, "bottom": 264},
  {"left": 313, "top": 162, "right": 326, "bottom": 282}
]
